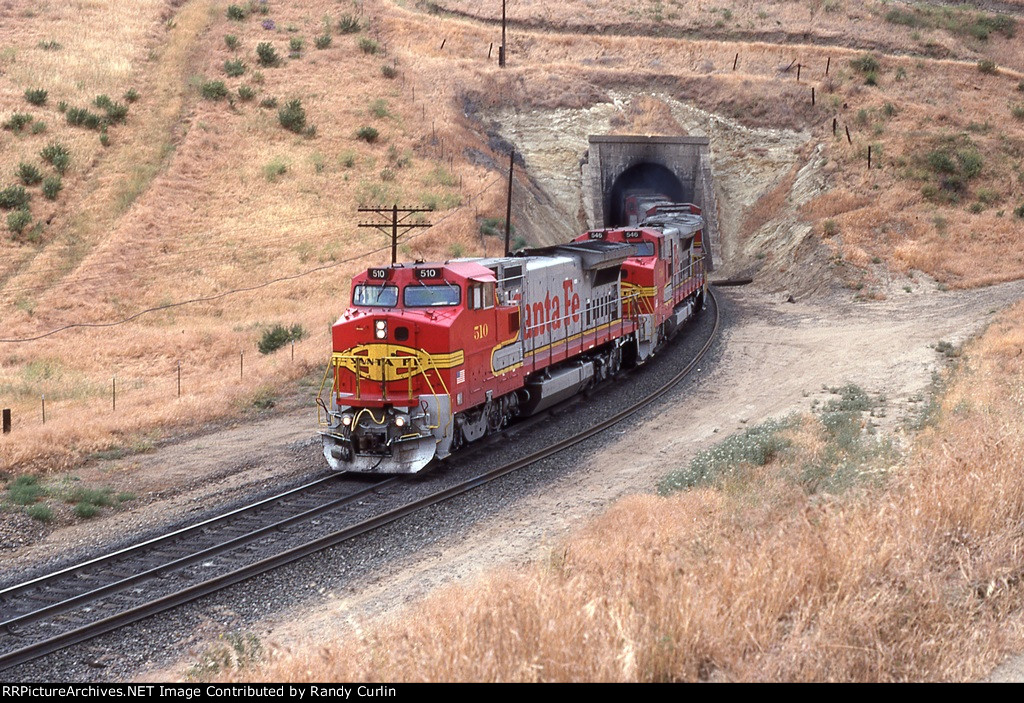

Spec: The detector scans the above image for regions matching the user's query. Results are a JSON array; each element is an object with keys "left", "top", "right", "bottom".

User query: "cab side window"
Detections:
[{"left": 469, "top": 283, "right": 495, "bottom": 310}]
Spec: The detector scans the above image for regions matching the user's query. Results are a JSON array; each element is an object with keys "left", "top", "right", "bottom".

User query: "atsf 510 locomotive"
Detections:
[{"left": 317, "top": 202, "right": 708, "bottom": 473}]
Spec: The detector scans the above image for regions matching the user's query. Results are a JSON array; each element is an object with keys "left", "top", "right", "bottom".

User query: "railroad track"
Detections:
[{"left": 0, "top": 290, "right": 719, "bottom": 674}]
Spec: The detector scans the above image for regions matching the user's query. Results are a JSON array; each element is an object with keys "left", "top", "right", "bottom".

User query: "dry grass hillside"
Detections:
[{"left": 1, "top": 0, "right": 1023, "bottom": 473}]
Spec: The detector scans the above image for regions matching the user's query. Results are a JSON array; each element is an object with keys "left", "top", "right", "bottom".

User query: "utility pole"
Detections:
[
  {"left": 504, "top": 150, "right": 514, "bottom": 256},
  {"left": 499, "top": 0, "right": 507, "bottom": 67},
  {"left": 358, "top": 205, "right": 434, "bottom": 264}
]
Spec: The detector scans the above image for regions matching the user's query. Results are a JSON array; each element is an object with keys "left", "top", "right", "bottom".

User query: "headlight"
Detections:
[
  {"left": 394, "top": 415, "right": 406, "bottom": 428},
  {"left": 375, "top": 319, "right": 387, "bottom": 339},
  {"left": 341, "top": 414, "right": 353, "bottom": 427}
]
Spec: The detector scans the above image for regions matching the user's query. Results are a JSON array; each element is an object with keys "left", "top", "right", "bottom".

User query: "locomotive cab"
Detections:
[{"left": 320, "top": 261, "right": 518, "bottom": 473}]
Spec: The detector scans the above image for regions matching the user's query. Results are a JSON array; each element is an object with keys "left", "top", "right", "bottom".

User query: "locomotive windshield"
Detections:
[
  {"left": 633, "top": 242, "right": 655, "bottom": 257},
  {"left": 404, "top": 284, "right": 461, "bottom": 307},
  {"left": 353, "top": 284, "right": 398, "bottom": 307}
]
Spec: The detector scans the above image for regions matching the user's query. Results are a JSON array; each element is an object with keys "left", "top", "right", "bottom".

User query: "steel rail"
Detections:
[{"left": 0, "top": 290, "right": 718, "bottom": 673}]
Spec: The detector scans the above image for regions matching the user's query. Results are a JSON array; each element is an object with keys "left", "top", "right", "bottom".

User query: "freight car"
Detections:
[{"left": 317, "top": 203, "right": 708, "bottom": 473}]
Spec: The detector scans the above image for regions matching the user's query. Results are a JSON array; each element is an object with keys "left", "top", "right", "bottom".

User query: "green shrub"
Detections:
[
  {"left": 355, "top": 125, "right": 379, "bottom": 143},
  {"left": 381, "top": 64, "right": 398, "bottom": 79},
  {"left": 42, "top": 175, "right": 62, "bottom": 200},
  {"left": 978, "top": 59, "right": 998, "bottom": 74},
  {"left": 850, "top": 53, "right": 879, "bottom": 73},
  {"left": 238, "top": 84, "right": 256, "bottom": 101},
  {"left": 37, "top": 39, "right": 62, "bottom": 50},
  {"left": 8, "top": 475, "right": 45, "bottom": 505},
  {"left": 3, "top": 113, "right": 33, "bottom": 132},
  {"left": 200, "top": 80, "right": 229, "bottom": 100},
  {"left": 359, "top": 37, "right": 379, "bottom": 54},
  {"left": 259, "top": 96, "right": 278, "bottom": 109},
  {"left": 7, "top": 209, "right": 32, "bottom": 235},
  {"left": 658, "top": 417, "right": 797, "bottom": 493},
  {"left": 24, "top": 88, "right": 47, "bottom": 106},
  {"left": 65, "top": 106, "right": 104, "bottom": 130},
  {"left": 1015, "top": 203, "right": 1024, "bottom": 218},
  {"left": 41, "top": 142, "right": 70, "bottom": 173},
  {"left": 31, "top": 121, "right": 46, "bottom": 134},
  {"left": 822, "top": 219, "right": 838, "bottom": 236},
  {"left": 289, "top": 36, "right": 304, "bottom": 55},
  {"left": 71, "top": 486, "right": 117, "bottom": 507},
  {"left": 278, "top": 99, "right": 306, "bottom": 133},
  {"left": 56, "top": 100, "right": 68, "bottom": 113},
  {"left": 226, "top": 4, "right": 247, "bottom": 20},
  {"left": 256, "top": 42, "right": 280, "bottom": 66},
  {"left": 864, "top": 71, "right": 878, "bottom": 86},
  {"left": 337, "top": 14, "right": 361, "bottom": 33},
  {"left": 26, "top": 504, "right": 53, "bottom": 522},
  {"left": 99, "top": 132, "right": 110, "bottom": 147},
  {"left": 479, "top": 217, "right": 512, "bottom": 237},
  {"left": 225, "top": 34, "right": 240, "bottom": 51},
  {"left": 258, "top": 323, "right": 306, "bottom": 354},
  {"left": 74, "top": 502, "right": 100, "bottom": 519},
  {"left": 315, "top": 34, "right": 332, "bottom": 49},
  {"left": 224, "top": 58, "right": 246, "bottom": 77},
  {"left": 104, "top": 101, "right": 129, "bottom": 123},
  {"left": 0, "top": 185, "right": 30, "bottom": 210},
  {"left": 1012, "top": 104, "right": 1024, "bottom": 120},
  {"left": 94, "top": 94, "right": 112, "bottom": 110},
  {"left": 17, "top": 162, "right": 42, "bottom": 186},
  {"left": 262, "top": 157, "right": 288, "bottom": 181},
  {"left": 123, "top": 88, "right": 140, "bottom": 103}
]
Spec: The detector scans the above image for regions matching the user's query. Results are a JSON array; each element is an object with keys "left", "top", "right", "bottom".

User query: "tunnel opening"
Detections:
[{"left": 605, "top": 162, "right": 688, "bottom": 227}]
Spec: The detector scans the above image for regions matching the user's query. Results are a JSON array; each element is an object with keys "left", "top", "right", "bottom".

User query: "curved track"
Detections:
[{"left": 0, "top": 290, "right": 719, "bottom": 673}]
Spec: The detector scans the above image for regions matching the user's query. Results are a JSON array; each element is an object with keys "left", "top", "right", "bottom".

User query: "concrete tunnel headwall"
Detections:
[{"left": 582, "top": 135, "right": 719, "bottom": 270}]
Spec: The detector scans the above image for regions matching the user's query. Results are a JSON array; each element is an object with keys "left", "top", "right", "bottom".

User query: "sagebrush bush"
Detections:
[
  {"left": 24, "top": 88, "right": 47, "bottom": 106},
  {"left": 850, "top": 53, "right": 879, "bottom": 73},
  {"left": 124, "top": 88, "right": 140, "bottom": 103},
  {"left": 256, "top": 42, "right": 279, "bottom": 66},
  {"left": 42, "top": 176, "right": 62, "bottom": 200},
  {"left": 278, "top": 99, "right": 307, "bottom": 133},
  {"left": 65, "top": 106, "right": 104, "bottom": 130},
  {"left": 17, "top": 163, "right": 42, "bottom": 186},
  {"left": 94, "top": 94, "right": 112, "bottom": 110},
  {"left": 289, "top": 36, "right": 304, "bottom": 55},
  {"left": 41, "top": 142, "right": 70, "bottom": 173},
  {"left": 355, "top": 126, "right": 379, "bottom": 143},
  {"left": 224, "top": 58, "right": 246, "bottom": 77},
  {"left": 3, "top": 113, "right": 33, "bottom": 132},
  {"left": 238, "top": 85, "right": 256, "bottom": 101},
  {"left": 337, "top": 14, "right": 360, "bottom": 33},
  {"left": 226, "top": 4, "right": 247, "bottom": 20},
  {"left": 7, "top": 208, "right": 32, "bottom": 236},
  {"left": 8, "top": 475, "right": 44, "bottom": 505},
  {"left": 200, "top": 80, "right": 229, "bottom": 100},
  {"left": 0, "top": 185, "right": 30, "bottom": 210},
  {"left": 315, "top": 34, "right": 332, "bottom": 49},
  {"left": 1012, "top": 104, "right": 1024, "bottom": 120},
  {"left": 381, "top": 64, "right": 397, "bottom": 79},
  {"left": 104, "top": 101, "right": 128, "bottom": 123},
  {"left": 225, "top": 34, "right": 240, "bottom": 51},
  {"left": 978, "top": 59, "right": 998, "bottom": 74},
  {"left": 359, "top": 37, "right": 379, "bottom": 54},
  {"left": 31, "top": 121, "right": 46, "bottom": 135},
  {"left": 259, "top": 96, "right": 278, "bottom": 109},
  {"left": 258, "top": 324, "right": 306, "bottom": 354}
]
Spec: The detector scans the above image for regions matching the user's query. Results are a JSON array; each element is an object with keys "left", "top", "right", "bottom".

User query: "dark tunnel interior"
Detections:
[{"left": 605, "top": 162, "right": 688, "bottom": 227}]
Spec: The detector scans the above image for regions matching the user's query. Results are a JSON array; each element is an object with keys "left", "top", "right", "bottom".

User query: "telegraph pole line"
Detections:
[
  {"left": 499, "top": 0, "right": 507, "bottom": 67},
  {"left": 358, "top": 205, "right": 434, "bottom": 265}
]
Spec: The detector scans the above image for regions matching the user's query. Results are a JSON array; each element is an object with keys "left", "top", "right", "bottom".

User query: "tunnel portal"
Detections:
[{"left": 582, "top": 135, "right": 718, "bottom": 270}]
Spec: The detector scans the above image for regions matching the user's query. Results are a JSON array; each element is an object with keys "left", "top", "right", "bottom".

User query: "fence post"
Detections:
[
  {"left": 177, "top": 361, "right": 181, "bottom": 397},
  {"left": 826, "top": 56, "right": 831, "bottom": 76},
  {"left": 41, "top": 395, "right": 45, "bottom": 424},
  {"left": 240, "top": 351, "right": 244, "bottom": 379},
  {"left": 868, "top": 145, "right": 872, "bottom": 169},
  {"left": 733, "top": 53, "right": 738, "bottom": 70},
  {"left": 112, "top": 376, "right": 116, "bottom": 412},
  {"left": 3, "top": 408, "right": 10, "bottom": 434}
]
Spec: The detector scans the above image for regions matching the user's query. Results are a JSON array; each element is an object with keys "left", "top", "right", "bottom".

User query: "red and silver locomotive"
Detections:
[{"left": 318, "top": 201, "right": 708, "bottom": 473}]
